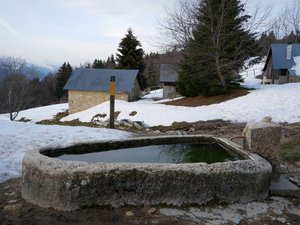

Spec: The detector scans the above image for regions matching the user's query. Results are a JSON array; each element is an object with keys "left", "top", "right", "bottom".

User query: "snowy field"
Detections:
[
  {"left": 0, "top": 120, "right": 131, "bottom": 183},
  {"left": 1, "top": 61, "right": 300, "bottom": 182},
  {"left": 61, "top": 77, "right": 300, "bottom": 126},
  {"left": 0, "top": 103, "right": 68, "bottom": 122}
]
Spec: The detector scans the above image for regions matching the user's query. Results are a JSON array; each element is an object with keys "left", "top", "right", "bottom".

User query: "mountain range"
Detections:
[{"left": 0, "top": 63, "right": 58, "bottom": 80}]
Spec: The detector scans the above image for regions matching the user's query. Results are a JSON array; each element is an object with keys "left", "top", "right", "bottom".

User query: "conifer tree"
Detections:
[
  {"left": 106, "top": 54, "right": 116, "bottom": 68},
  {"left": 92, "top": 59, "right": 105, "bottom": 68},
  {"left": 143, "top": 52, "right": 160, "bottom": 87},
  {"left": 116, "top": 28, "right": 146, "bottom": 88},
  {"left": 116, "top": 28, "right": 144, "bottom": 71},
  {"left": 55, "top": 62, "right": 72, "bottom": 99},
  {"left": 178, "top": 0, "right": 259, "bottom": 96}
]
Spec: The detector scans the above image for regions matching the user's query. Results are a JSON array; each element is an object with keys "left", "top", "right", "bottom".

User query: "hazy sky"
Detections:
[{"left": 0, "top": 0, "right": 290, "bottom": 67}]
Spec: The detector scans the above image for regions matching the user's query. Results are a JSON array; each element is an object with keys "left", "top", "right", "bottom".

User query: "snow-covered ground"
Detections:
[
  {"left": 0, "top": 103, "right": 68, "bottom": 122},
  {"left": 1, "top": 60, "right": 300, "bottom": 183},
  {"left": 0, "top": 120, "right": 131, "bottom": 183},
  {"left": 61, "top": 77, "right": 300, "bottom": 126}
]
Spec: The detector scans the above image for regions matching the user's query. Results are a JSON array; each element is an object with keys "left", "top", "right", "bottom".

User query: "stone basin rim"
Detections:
[
  {"left": 21, "top": 135, "right": 273, "bottom": 211},
  {"left": 39, "top": 135, "right": 251, "bottom": 163}
]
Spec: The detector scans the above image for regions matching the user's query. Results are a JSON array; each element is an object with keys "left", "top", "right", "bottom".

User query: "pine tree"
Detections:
[
  {"left": 92, "top": 59, "right": 105, "bottom": 68},
  {"left": 258, "top": 32, "right": 278, "bottom": 56},
  {"left": 116, "top": 28, "right": 145, "bottom": 88},
  {"left": 143, "top": 52, "right": 160, "bottom": 87},
  {"left": 56, "top": 62, "right": 72, "bottom": 100},
  {"left": 178, "top": 0, "right": 259, "bottom": 96},
  {"left": 116, "top": 28, "right": 144, "bottom": 71},
  {"left": 105, "top": 54, "right": 116, "bottom": 69}
]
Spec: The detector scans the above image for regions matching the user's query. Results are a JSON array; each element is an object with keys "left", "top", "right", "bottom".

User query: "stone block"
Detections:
[{"left": 243, "top": 120, "right": 281, "bottom": 168}]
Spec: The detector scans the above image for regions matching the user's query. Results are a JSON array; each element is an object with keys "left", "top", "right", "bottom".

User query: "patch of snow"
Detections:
[
  {"left": 0, "top": 119, "right": 131, "bottom": 183},
  {"left": 240, "top": 59, "right": 265, "bottom": 89},
  {"left": 0, "top": 103, "right": 68, "bottom": 122},
  {"left": 291, "top": 56, "right": 300, "bottom": 75},
  {"left": 141, "top": 89, "right": 163, "bottom": 100}
]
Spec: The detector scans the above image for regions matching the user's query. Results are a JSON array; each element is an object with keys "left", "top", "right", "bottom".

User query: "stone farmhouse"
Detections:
[
  {"left": 64, "top": 68, "right": 141, "bottom": 114},
  {"left": 262, "top": 44, "right": 300, "bottom": 84}
]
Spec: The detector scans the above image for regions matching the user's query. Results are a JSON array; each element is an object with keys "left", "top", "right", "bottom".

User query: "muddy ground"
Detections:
[
  {"left": 1, "top": 178, "right": 299, "bottom": 225},
  {"left": 1, "top": 121, "right": 300, "bottom": 225}
]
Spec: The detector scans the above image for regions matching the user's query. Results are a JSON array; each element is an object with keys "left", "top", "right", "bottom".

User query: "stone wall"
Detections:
[
  {"left": 128, "top": 79, "right": 141, "bottom": 101},
  {"left": 163, "top": 85, "right": 176, "bottom": 99},
  {"left": 21, "top": 136, "right": 272, "bottom": 211},
  {"left": 68, "top": 90, "right": 128, "bottom": 114},
  {"left": 289, "top": 75, "right": 300, "bottom": 83}
]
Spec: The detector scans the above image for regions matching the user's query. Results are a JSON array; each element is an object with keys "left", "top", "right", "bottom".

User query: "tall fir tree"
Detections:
[
  {"left": 178, "top": 0, "right": 259, "bottom": 96},
  {"left": 143, "top": 52, "right": 160, "bottom": 87},
  {"left": 116, "top": 28, "right": 145, "bottom": 88},
  {"left": 55, "top": 62, "right": 72, "bottom": 100},
  {"left": 106, "top": 54, "right": 116, "bottom": 68},
  {"left": 116, "top": 28, "right": 144, "bottom": 70},
  {"left": 92, "top": 59, "right": 105, "bottom": 68}
]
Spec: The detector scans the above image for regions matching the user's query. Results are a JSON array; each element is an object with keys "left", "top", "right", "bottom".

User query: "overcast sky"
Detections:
[{"left": 0, "top": 0, "right": 290, "bottom": 67}]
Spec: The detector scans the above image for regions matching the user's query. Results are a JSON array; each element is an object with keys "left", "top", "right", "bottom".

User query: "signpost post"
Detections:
[{"left": 109, "top": 76, "right": 115, "bottom": 128}]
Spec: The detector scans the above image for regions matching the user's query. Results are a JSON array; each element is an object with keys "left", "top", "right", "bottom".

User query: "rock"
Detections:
[
  {"left": 243, "top": 120, "right": 281, "bottom": 169},
  {"left": 261, "top": 116, "right": 272, "bottom": 123},
  {"left": 8, "top": 200, "right": 18, "bottom": 204},
  {"left": 289, "top": 175, "right": 300, "bottom": 187},
  {"left": 148, "top": 207, "right": 157, "bottom": 215},
  {"left": 125, "top": 211, "right": 134, "bottom": 217},
  {"left": 166, "top": 130, "right": 176, "bottom": 135},
  {"left": 153, "top": 130, "right": 162, "bottom": 135},
  {"left": 270, "top": 175, "right": 300, "bottom": 198},
  {"left": 189, "top": 128, "right": 196, "bottom": 132},
  {"left": 4, "top": 203, "right": 22, "bottom": 211}
]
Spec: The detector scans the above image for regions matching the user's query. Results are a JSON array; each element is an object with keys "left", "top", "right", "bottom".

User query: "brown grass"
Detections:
[{"left": 164, "top": 89, "right": 250, "bottom": 107}]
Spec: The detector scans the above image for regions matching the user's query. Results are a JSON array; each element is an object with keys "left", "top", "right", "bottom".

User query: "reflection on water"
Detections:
[{"left": 56, "top": 143, "right": 239, "bottom": 164}]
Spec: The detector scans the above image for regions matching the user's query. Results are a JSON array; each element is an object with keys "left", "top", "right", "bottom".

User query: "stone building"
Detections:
[
  {"left": 64, "top": 68, "right": 141, "bottom": 114},
  {"left": 160, "top": 64, "right": 178, "bottom": 99}
]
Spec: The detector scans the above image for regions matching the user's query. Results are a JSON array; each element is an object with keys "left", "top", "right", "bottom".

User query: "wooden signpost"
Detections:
[{"left": 109, "top": 76, "right": 115, "bottom": 128}]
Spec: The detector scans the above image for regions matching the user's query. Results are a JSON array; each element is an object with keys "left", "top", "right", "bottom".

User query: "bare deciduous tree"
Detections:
[
  {"left": 271, "top": 0, "right": 300, "bottom": 42},
  {"left": 158, "top": 0, "right": 199, "bottom": 51},
  {"left": 242, "top": 0, "right": 272, "bottom": 34},
  {"left": 158, "top": 0, "right": 271, "bottom": 52},
  {"left": 0, "top": 57, "right": 34, "bottom": 120},
  {"left": 0, "top": 56, "right": 25, "bottom": 74}
]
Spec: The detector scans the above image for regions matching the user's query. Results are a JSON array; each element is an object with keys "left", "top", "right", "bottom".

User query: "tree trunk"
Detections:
[{"left": 215, "top": 57, "right": 227, "bottom": 92}]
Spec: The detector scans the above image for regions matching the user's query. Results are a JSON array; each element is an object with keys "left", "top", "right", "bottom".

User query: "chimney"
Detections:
[{"left": 287, "top": 44, "right": 292, "bottom": 60}]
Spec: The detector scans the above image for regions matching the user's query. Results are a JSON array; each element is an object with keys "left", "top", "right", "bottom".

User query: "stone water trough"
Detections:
[{"left": 21, "top": 129, "right": 274, "bottom": 211}]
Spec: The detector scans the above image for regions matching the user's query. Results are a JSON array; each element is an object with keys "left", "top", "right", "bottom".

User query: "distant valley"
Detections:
[{"left": 0, "top": 63, "right": 57, "bottom": 80}]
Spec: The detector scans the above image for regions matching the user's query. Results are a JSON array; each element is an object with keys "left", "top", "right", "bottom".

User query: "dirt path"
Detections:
[{"left": 1, "top": 178, "right": 299, "bottom": 225}]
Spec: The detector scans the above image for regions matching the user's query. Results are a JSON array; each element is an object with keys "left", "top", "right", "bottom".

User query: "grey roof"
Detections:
[
  {"left": 64, "top": 68, "right": 139, "bottom": 93},
  {"left": 160, "top": 64, "right": 178, "bottom": 83},
  {"left": 263, "top": 44, "right": 300, "bottom": 71}
]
